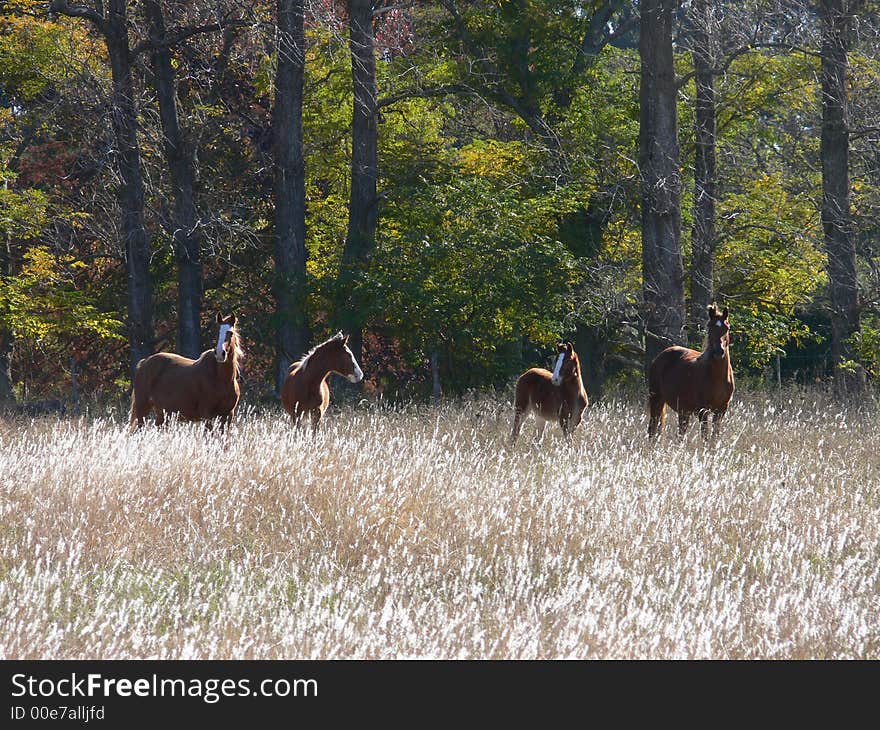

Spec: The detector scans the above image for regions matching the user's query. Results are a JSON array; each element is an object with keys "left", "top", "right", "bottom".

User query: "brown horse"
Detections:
[
  {"left": 510, "top": 340, "right": 588, "bottom": 444},
  {"left": 280, "top": 332, "right": 364, "bottom": 433},
  {"left": 648, "top": 304, "right": 735, "bottom": 440},
  {"left": 130, "top": 312, "right": 242, "bottom": 431}
]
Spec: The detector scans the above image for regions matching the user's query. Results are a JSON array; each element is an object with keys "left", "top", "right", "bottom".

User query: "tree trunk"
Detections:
[
  {"left": 689, "top": 0, "right": 716, "bottom": 345},
  {"left": 639, "top": 0, "right": 685, "bottom": 373},
  {"left": 574, "top": 322, "right": 607, "bottom": 401},
  {"left": 0, "top": 231, "right": 14, "bottom": 403},
  {"left": 338, "top": 0, "right": 379, "bottom": 368},
  {"left": 431, "top": 351, "right": 441, "bottom": 405},
  {"left": 820, "top": 0, "right": 861, "bottom": 394},
  {"left": 105, "top": 1, "right": 155, "bottom": 374},
  {"left": 273, "top": 0, "right": 310, "bottom": 392},
  {"left": 144, "top": 0, "right": 203, "bottom": 359}
]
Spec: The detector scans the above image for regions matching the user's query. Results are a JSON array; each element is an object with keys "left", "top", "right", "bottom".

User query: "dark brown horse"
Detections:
[
  {"left": 510, "top": 340, "right": 588, "bottom": 444},
  {"left": 648, "top": 304, "right": 735, "bottom": 440},
  {"left": 130, "top": 312, "right": 242, "bottom": 431},
  {"left": 281, "top": 332, "right": 364, "bottom": 433}
]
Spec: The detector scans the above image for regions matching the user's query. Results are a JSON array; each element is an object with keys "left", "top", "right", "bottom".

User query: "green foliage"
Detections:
[
  {"left": 847, "top": 316, "right": 880, "bottom": 377},
  {"left": 372, "top": 167, "right": 580, "bottom": 387},
  {"left": 0, "top": 246, "right": 123, "bottom": 342},
  {"left": 715, "top": 173, "right": 826, "bottom": 366},
  {"left": 0, "top": 175, "right": 48, "bottom": 238},
  {"left": 2, "top": 2, "right": 879, "bottom": 399},
  {"left": 0, "top": 13, "right": 104, "bottom": 100}
]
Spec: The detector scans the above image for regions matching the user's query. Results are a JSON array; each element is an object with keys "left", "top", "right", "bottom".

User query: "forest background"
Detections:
[{"left": 1, "top": 0, "right": 878, "bottom": 406}]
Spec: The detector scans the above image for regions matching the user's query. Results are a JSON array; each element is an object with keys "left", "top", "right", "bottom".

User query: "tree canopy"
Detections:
[{"left": 1, "top": 0, "right": 879, "bottom": 403}]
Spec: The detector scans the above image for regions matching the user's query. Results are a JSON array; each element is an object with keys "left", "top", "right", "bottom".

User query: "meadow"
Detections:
[{"left": 1, "top": 389, "right": 878, "bottom": 659}]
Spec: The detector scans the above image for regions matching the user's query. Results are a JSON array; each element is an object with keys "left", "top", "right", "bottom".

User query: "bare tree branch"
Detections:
[{"left": 49, "top": 0, "right": 104, "bottom": 29}]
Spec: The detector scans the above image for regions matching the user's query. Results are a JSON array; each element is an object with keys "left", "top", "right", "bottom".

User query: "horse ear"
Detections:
[
  {"left": 556, "top": 342, "right": 565, "bottom": 353},
  {"left": 707, "top": 304, "right": 717, "bottom": 320},
  {"left": 216, "top": 311, "right": 223, "bottom": 323},
  {"left": 565, "top": 341, "right": 573, "bottom": 353},
  {"left": 228, "top": 313, "right": 237, "bottom": 326},
  {"left": 722, "top": 307, "right": 729, "bottom": 321}
]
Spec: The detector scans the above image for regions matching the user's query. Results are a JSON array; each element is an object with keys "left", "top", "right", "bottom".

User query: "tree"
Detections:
[
  {"left": 142, "top": 0, "right": 204, "bottom": 359},
  {"left": 337, "top": 0, "right": 379, "bottom": 369},
  {"left": 639, "top": 0, "right": 685, "bottom": 370},
  {"left": 49, "top": 0, "right": 155, "bottom": 374},
  {"left": 273, "top": 0, "right": 310, "bottom": 391},
  {"left": 688, "top": 0, "right": 717, "bottom": 343},
  {"left": 820, "top": 0, "right": 862, "bottom": 393}
]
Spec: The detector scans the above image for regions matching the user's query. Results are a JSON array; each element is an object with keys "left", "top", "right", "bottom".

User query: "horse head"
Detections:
[
  {"left": 332, "top": 332, "right": 365, "bottom": 384},
  {"left": 706, "top": 304, "right": 730, "bottom": 359},
  {"left": 214, "top": 311, "right": 237, "bottom": 363},
  {"left": 551, "top": 340, "right": 578, "bottom": 386}
]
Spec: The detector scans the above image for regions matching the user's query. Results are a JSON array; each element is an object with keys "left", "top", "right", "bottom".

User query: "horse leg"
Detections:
[
  {"left": 648, "top": 394, "right": 665, "bottom": 439},
  {"left": 218, "top": 410, "right": 234, "bottom": 435},
  {"left": 131, "top": 403, "right": 149, "bottom": 431},
  {"left": 677, "top": 411, "right": 691, "bottom": 438},
  {"left": 699, "top": 410, "right": 710, "bottom": 442},
  {"left": 559, "top": 411, "right": 572, "bottom": 440},
  {"left": 130, "top": 394, "right": 150, "bottom": 431},
  {"left": 154, "top": 408, "right": 166, "bottom": 428},
  {"left": 288, "top": 403, "right": 302, "bottom": 430},
  {"left": 570, "top": 404, "right": 585, "bottom": 433},
  {"left": 310, "top": 408, "right": 322, "bottom": 436},
  {"left": 533, "top": 418, "right": 546, "bottom": 443},
  {"left": 712, "top": 408, "right": 726, "bottom": 437}
]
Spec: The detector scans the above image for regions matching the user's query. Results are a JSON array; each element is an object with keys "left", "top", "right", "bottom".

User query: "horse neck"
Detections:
[
  {"left": 563, "top": 362, "right": 585, "bottom": 396},
  {"left": 701, "top": 348, "right": 731, "bottom": 378},
  {"left": 300, "top": 347, "right": 334, "bottom": 384},
  {"left": 216, "top": 337, "right": 240, "bottom": 383}
]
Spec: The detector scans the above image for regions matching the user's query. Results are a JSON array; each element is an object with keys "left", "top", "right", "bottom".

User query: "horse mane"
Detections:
[
  {"left": 294, "top": 331, "right": 345, "bottom": 372},
  {"left": 228, "top": 325, "right": 245, "bottom": 375}
]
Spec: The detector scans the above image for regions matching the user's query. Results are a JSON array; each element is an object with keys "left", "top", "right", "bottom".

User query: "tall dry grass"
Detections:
[{"left": 1, "top": 389, "right": 878, "bottom": 658}]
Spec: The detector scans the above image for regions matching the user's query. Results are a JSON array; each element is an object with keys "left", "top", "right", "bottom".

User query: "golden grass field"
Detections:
[{"left": 1, "top": 389, "right": 878, "bottom": 658}]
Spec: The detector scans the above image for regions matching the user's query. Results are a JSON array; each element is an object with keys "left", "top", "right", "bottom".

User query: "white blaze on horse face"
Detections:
[
  {"left": 551, "top": 352, "right": 565, "bottom": 386},
  {"left": 215, "top": 324, "right": 232, "bottom": 361},
  {"left": 345, "top": 345, "right": 364, "bottom": 383}
]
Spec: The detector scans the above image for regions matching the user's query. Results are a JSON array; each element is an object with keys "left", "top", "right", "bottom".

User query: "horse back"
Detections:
[
  {"left": 281, "top": 364, "right": 330, "bottom": 416},
  {"left": 137, "top": 351, "right": 236, "bottom": 418},
  {"left": 648, "top": 347, "right": 697, "bottom": 389},
  {"left": 649, "top": 345, "right": 733, "bottom": 412},
  {"left": 136, "top": 351, "right": 199, "bottom": 388},
  {"left": 514, "top": 368, "right": 561, "bottom": 417}
]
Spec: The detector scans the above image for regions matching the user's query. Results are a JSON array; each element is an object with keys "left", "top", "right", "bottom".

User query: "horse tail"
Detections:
[
  {"left": 129, "top": 358, "right": 145, "bottom": 431},
  {"left": 513, "top": 374, "right": 530, "bottom": 415},
  {"left": 647, "top": 357, "right": 666, "bottom": 439},
  {"left": 129, "top": 355, "right": 162, "bottom": 431}
]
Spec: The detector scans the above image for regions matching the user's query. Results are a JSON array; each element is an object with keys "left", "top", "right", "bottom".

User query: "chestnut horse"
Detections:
[
  {"left": 510, "top": 340, "right": 588, "bottom": 444},
  {"left": 130, "top": 312, "right": 242, "bottom": 431},
  {"left": 648, "top": 304, "right": 735, "bottom": 440},
  {"left": 281, "top": 332, "right": 364, "bottom": 433}
]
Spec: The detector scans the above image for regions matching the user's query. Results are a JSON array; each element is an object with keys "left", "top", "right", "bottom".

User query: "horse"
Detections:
[
  {"left": 280, "top": 331, "right": 364, "bottom": 433},
  {"left": 648, "top": 303, "right": 735, "bottom": 441},
  {"left": 510, "top": 340, "right": 588, "bottom": 444},
  {"left": 130, "top": 312, "right": 242, "bottom": 432}
]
